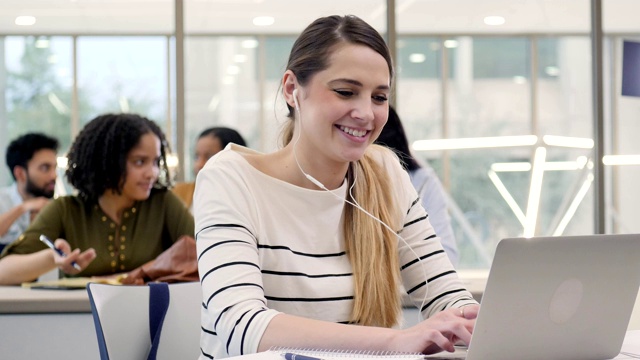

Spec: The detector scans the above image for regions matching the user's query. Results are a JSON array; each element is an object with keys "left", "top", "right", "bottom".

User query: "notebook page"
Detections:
[
  {"left": 268, "top": 347, "right": 424, "bottom": 360},
  {"left": 226, "top": 347, "right": 467, "bottom": 360}
]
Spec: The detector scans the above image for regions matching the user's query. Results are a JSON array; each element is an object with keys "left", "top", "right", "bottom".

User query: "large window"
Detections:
[
  {"left": 76, "top": 37, "right": 169, "bottom": 129},
  {"left": 0, "top": 35, "right": 171, "bottom": 190},
  {"left": 183, "top": 36, "right": 262, "bottom": 181},
  {"left": 395, "top": 35, "right": 596, "bottom": 268},
  {"left": 396, "top": 37, "right": 443, "bottom": 141},
  {"left": 536, "top": 37, "right": 593, "bottom": 238},
  {"left": 2, "top": 0, "right": 640, "bottom": 272},
  {"left": 1, "top": 36, "right": 73, "bottom": 186}
]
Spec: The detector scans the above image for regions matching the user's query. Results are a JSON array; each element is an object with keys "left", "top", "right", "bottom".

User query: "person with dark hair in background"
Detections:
[
  {"left": 194, "top": 15, "right": 478, "bottom": 360},
  {"left": 0, "top": 113, "right": 194, "bottom": 285},
  {"left": 0, "top": 133, "right": 59, "bottom": 253},
  {"left": 173, "top": 126, "right": 246, "bottom": 210},
  {"left": 375, "top": 106, "right": 460, "bottom": 266}
]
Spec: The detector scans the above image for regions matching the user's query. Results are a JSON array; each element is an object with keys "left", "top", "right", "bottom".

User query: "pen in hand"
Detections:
[{"left": 39, "top": 235, "right": 82, "bottom": 271}]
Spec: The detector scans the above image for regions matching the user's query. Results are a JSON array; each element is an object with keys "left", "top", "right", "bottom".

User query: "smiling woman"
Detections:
[
  {"left": 0, "top": 113, "right": 194, "bottom": 285},
  {"left": 193, "top": 15, "right": 478, "bottom": 360}
]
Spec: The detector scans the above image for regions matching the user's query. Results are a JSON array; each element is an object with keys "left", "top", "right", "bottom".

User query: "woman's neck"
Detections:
[
  {"left": 98, "top": 191, "right": 135, "bottom": 224},
  {"left": 262, "top": 145, "right": 350, "bottom": 190}
]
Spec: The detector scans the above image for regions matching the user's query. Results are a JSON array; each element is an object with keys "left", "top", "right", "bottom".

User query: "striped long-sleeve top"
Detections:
[{"left": 194, "top": 144, "right": 476, "bottom": 359}]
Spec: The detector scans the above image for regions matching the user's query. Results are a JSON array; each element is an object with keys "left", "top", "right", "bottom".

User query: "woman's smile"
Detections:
[{"left": 336, "top": 125, "right": 370, "bottom": 143}]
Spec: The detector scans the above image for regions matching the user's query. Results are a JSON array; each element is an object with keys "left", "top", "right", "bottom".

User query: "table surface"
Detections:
[
  {"left": 0, "top": 270, "right": 489, "bottom": 314},
  {"left": 0, "top": 285, "right": 92, "bottom": 313}
]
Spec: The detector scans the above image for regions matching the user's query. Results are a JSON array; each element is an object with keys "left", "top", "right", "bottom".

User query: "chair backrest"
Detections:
[{"left": 87, "top": 282, "right": 202, "bottom": 360}]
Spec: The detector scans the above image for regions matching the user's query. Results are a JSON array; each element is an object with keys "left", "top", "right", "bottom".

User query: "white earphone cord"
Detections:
[{"left": 291, "top": 92, "right": 430, "bottom": 320}]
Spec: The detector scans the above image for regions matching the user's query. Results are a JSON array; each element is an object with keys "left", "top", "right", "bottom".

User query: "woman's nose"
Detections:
[
  {"left": 147, "top": 163, "right": 160, "bottom": 179},
  {"left": 351, "top": 98, "right": 374, "bottom": 122}
]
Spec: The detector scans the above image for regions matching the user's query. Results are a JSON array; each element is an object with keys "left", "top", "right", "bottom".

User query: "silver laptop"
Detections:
[{"left": 429, "top": 234, "right": 640, "bottom": 360}]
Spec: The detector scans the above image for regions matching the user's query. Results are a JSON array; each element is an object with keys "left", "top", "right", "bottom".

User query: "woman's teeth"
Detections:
[{"left": 339, "top": 125, "right": 367, "bottom": 137}]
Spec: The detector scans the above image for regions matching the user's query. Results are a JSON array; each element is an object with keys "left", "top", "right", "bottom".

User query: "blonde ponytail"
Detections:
[
  {"left": 282, "top": 116, "right": 402, "bottom": 327},
  {"left": 345, "top": 145, "right": 401, "bottom": 327}
]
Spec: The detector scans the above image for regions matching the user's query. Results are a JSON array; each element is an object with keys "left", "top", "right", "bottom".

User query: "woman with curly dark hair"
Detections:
[{"left": 0, "top": 113, "right": 194, "bottom": 285}]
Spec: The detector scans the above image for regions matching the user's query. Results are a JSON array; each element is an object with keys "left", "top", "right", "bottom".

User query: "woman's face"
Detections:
[
  {"left": 193, "top": 135, "right": 222, "bottom": 175},
  {"left": 121, "top": 132, "right": 161, "bottom": 202},
  {"left": 294, "top": 43, "right": 390, "bottom": 167}
]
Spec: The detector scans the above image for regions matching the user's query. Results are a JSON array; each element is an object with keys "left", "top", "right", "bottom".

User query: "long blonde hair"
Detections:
[
  {"left": 280, "top": 15, "right": 401, "bottom": 327},
  {"left": 284, "top": 122, "right": 402, "bottom": 327},
  {"left": 284, "top": 126, "right": 403, "bottom": 326},
  {"left": 345, "top": 149, "right": 402, "bottom": 327}
]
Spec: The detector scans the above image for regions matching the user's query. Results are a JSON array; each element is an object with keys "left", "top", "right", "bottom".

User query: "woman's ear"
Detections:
[{"left": 282, "top": 70, "right": 298, "bottom": 109}]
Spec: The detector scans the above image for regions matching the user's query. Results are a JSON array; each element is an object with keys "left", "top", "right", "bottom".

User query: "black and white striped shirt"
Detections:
[{"left": 194, "top": 145, "right": 475, "bottom": 359}]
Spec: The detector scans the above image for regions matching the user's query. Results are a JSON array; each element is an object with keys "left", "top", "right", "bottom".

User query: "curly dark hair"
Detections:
[
  {"left": 6, "top": 133, "right": 59, "bottom": 180},
  {"left": 65, "top": 113, "right": 171, "bottom": 202}
]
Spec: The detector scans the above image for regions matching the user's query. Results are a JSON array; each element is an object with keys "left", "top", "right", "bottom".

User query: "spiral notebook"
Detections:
[
  {"left": 256, "top": 348, "right": 424, "bottom": 360},
  {"left": 233, "top": 347, "right": 467, "bottom": 360}
]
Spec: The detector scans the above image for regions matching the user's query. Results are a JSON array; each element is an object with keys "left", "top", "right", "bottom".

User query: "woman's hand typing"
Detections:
[{"left": 392, "top": 304, "right": 480, "bottom": 355}]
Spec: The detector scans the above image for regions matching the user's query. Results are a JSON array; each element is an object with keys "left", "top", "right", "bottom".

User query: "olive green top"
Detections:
[{"left": 0, "top": 189, "right": 194, "bottom": 277}]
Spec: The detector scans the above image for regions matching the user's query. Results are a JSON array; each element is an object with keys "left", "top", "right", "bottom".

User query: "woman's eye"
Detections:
[
  {"left": 334, "top": 90, "right": 354, "bottom": 97},
  {"left": 373, "top": 95, "right": 388, "bottom": 103}
]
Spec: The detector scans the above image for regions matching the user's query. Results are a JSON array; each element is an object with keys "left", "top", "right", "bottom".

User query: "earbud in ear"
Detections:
[{"left": 292, "top": 88, "right": 300, "bottom": 111}]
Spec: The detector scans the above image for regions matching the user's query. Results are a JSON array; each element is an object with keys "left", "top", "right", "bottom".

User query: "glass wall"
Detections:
[
  {"left": 1, "top": 36, "right": 73, "bottom": 185},
  {"left": 182, "top": 0, "right": 386, "bottom": 181},
  {"left": 536, "top": 37, "right": 594, "bottom": 239},
  {"left": 1, "top": 0, "right": 639, "bottom": 270},
  {"left": 76, "top": 37, "right": 169, "bottom": 128},
  {"left": 394, "top": 33, "right": 596, "bottom": 268},
  {"left": 395, "top": 37, "right": 443, "bottom": 140},
  {"left": 183, "top": 36, "right": 262, "bottom": 181},
  {"left": 0, "top": 35, "right": 172, "bottom": 192}
]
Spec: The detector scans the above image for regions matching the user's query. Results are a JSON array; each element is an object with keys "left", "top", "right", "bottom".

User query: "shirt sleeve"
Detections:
[
  {"left": 0, "top": 198, "right": 65, "bottom": 258},
  {"left": 194, "top": 154, "right": 279, "bottom": 358},
  {"left": 375, "top": 148, "right": 476, "bottom": 318},
  {"left": 0, "top": 192, "right": 23, "bottom": 246},
  {"left": 410, "top": 166, "right": 459, "bottom": 267}
]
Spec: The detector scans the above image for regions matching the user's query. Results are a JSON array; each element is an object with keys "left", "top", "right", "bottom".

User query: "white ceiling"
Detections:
[{"left": 0, "top": 0, "right": 639, "bottom": 35}]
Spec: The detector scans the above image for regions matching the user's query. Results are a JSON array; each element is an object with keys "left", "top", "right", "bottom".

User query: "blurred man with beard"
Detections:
[{"left": 0, "top": 133, "right": 59, "bottom": 252}]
